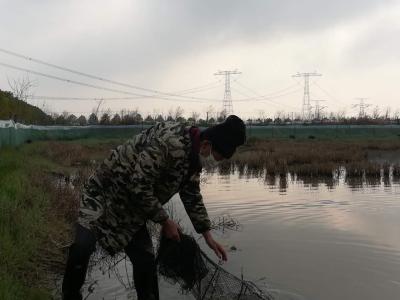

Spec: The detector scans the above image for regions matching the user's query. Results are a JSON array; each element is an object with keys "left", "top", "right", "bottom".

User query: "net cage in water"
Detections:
[
  {"left": 191, "top": 251, "right": 273, "bottom": 300},
  {"left": 157, "top": 233, "right": 274, "bottom": 300}
]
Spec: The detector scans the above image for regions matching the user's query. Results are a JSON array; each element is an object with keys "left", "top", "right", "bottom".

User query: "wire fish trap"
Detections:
[
  {"left": 157, "top": 233, "right": 274, "bottom": 300},
  {"left": 192, "top": 251, "right": 273, "bottom": 300}
]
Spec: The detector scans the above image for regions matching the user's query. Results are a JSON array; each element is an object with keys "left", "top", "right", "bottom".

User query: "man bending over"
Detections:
[{"left": 62, "top": 115, "right": 246, "bottom": 300}]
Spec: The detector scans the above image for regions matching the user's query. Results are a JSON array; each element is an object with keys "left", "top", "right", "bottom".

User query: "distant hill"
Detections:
[{"left": 0, "top": 89, "right": 52, "bottom": 125}]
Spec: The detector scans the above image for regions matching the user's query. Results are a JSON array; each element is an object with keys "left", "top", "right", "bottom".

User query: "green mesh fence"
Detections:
[
  {"left": 1, "top": 123, "right": 400, "bottom": 149},
  {"left": 0, "top": 124, "right": 147, "bottom": 148}
]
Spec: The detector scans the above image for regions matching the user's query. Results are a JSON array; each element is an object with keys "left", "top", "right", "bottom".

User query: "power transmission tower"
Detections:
[
  {"left": 311, "top": 99, "right": 326, "bottom": 120},
  {"left": 94, "top": 98, "right": 104, "bottom": 118},
  {"left": 352, "top": 97, "right": 370, "bottom": 118},
  {"left": 214, "top": 70, "right": 241, "bottom": 118},
  {"left": 292, "top": 72, "right": 322, "bottom": 121}
]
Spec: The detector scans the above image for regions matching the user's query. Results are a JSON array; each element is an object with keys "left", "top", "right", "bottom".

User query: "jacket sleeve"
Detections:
[
  {"left": 179, "top": 172, "right": 211, "bottom": 233},
  {"left": 130, "top": 141, "right": 169, "bottom": 223}
]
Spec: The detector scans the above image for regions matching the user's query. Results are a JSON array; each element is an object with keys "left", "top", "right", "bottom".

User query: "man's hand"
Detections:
[
  {"left": 203, "top": 231, "right": 227, "bottom": 261},
  {"left": 161, "top": 218, "right": 181, "bottom": 241}
]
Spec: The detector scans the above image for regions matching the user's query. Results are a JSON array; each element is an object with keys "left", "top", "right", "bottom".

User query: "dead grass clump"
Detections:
[
  {"left": 278, "top": 174, "right": 288, "bottom": 191},
  {"left": 382, "top": 163, "right": 391, "bottom": 178},
  {"left": 217, "top": 161, "right": 235, "bottom": 176},
  {"left": 345, "top": 163, "right": 364, "bottom": 178},
  {"left": 234, "top": 149, "right": 269, "bottom": 169},
  {"left": 48, "top": 175, "right": 81, "bottom": 223},
  {"left": 365, "top": 176, "right": 381, "bottom": 186},
  {"left": 346, "top": 176, "right": 364, "bottom": 188},
  {"left": 234, "top": 139, "right": 400, "bottom": 185},
  {"left": 234, "top": 140, "right": 367, "bottom": 169},
  {"left": 393, "top": 164, "right": 400, "bottom": 177},
  {"left": 364, "top": 140, "right": 400, "bottom": 150},
  {"left": 392, "top": 164, "right": 400, "bottom": 184},
  {"left": 35, "top": 141, "right": 115, "bottom": 167},
  {"left": 289, "top": 163, "right": 335, "bottom": 178},
  {"left": 364, "top": 163, "right": 382, "bottom": 178},
  {"left": 264, "top": 173, "right": 277, "bottom": 186}
]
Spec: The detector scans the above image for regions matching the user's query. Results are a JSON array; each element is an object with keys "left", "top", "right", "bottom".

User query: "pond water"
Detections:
[{"left": 82, "top": 169, "right": 400, "bottom": 300}]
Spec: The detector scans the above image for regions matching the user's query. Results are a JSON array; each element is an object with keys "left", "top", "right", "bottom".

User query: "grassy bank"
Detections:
[
  {"left": 0, "top": 146, "right": 57, "bottom": 299},
  {"left": 0, "top": 138, "right": 122, "bottom": 299}
]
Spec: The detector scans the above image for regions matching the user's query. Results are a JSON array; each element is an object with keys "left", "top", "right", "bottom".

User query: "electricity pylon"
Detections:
[
  {"left": 352, "top": 98, "right": 370, "bottom": 118},
  {"left": 312, "top": 99, "right": 326, "bottom": 120},
  {"left": 292, "top": 72, "right": 322, "bottom": 120},
  {"left": 214, "top": 70, "right": 241, "bottom": 118}
]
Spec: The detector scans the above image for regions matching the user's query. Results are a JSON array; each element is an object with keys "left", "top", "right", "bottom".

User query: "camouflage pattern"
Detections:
[{"left": 78, "top": 122, "right": 211, "bottom": 254}]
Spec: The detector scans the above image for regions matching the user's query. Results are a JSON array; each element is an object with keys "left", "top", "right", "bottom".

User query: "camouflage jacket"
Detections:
[{"left": 78, "top": 122, "right": 211, "bottom": 254}]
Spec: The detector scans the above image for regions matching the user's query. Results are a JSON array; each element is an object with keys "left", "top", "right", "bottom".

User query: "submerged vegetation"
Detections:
[{"left": 228, "top": 138, "right": 400, "bottom": 189}]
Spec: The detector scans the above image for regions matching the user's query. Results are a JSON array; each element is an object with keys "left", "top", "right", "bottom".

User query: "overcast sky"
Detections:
[{"left": 1, "top": 0, "right": 400, "bottom": 119}]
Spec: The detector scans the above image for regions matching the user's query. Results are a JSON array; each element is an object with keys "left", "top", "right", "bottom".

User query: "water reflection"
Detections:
[
  {"left": 86, "top": 163, "right": 400, "bottom": 300},
  {"left": 201, "top": 167, "right": 400, "bottom": 300},
  {"left": 209, "top": 162, "right": 400, "bottom": 192},
  {"left": 345, "top": 175, "right": 365, "bottom": 189},
  {"left": 265, "top": 173, "right": 276, "bottom": 187},
  {"left": 278, "top": 174, "right": 288, "bottom": 193}
]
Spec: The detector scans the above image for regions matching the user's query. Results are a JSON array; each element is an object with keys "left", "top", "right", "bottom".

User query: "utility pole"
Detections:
[
  {"left": 292, "top": 72, "right": 322, "bottom": 121},
  {"left": 352, "top": 98, "right": 370, "bottom": 118},
  {"left": 312, "top": 99, "right": 326, "bottom": 120},
  {"left": 214, "top": 70, "right": 241, "bottom": 118},
  {"left": 94, "top": 98, "right": 104, "bottom": 118}
]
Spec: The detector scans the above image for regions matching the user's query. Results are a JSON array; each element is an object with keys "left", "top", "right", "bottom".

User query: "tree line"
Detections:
[
  {"left": 51, "top": 108, "right": 400, "bottom": 126},
  {"left": 2, "top": 88, "right": 400, "bottom": 126},
  {"left": 49, "top": 107, "right": 224, "bottom": 126}
]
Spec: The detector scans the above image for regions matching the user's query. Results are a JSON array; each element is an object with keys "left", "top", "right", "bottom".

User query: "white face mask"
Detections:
[{"left": 199, "top": 145, "right": 219, "bottom": 168}]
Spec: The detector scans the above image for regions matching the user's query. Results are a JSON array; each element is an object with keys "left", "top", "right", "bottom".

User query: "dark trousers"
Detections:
[{"left": 62, "top": 224, "right": 159, "bottom": 300}]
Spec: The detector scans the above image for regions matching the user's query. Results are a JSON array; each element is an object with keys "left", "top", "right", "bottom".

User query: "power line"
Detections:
[
  {"left": 0, "top": 61, "right": 219, "bottom": 103},
  {"left": 29, "top": 87, "right": 303, "bottom": 106},
  {"left": 0, "top": 47, "right": 307, "bottom": 105},
  {"left": 231, "top": 80, "right": 300, "bottom": 108},
  {"left": 52, "top": 110, "right": 121, "bottom": 114},
  {"left": 0, "top": 47, "right": 233, "bottom": 102},
  {"left": 231, "top": 86, "right": 300, "bottom": 109},
  {"left": 171, "top": 80, "right": 224, "bottom": 95},
  {"left": 230, "top": 87, "right": 253, "bottom": 99},
  {"left": 233, "top": 80, "right": 260, "bottom": 97},
  {"left": 30, "top": 96, "right": 125, "bottom": 101},
  {"left": 0, "top": 49, "right": 308, "bottom": 109},
  {"left": 311, "top": 80, "right": 349, "bottom": 107},
  {"left": 29, "top": 84, "right": 302, "bottom": 104},
  {"left": 1, "top": 60, "right": 300, "bottom": 105},
  {"left": 28, "top": 81, "right": 224, "bottom": 102},
  {"left": 29, "top": 96, "right": 142, "bottom": 101},
  {"left": 235, "top": 80, "right": 299, "bottom": 98}
]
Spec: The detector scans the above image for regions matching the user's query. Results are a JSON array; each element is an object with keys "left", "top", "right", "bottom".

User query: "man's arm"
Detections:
[
  {"left": 179, "top": 173, "right": 211, "bottom": 234},
  {"left": 179, "top": 174, "right": 227, "bottom": 261},
  {"left": 202, "top": 230, "right": 227, "bottom": 261}
]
